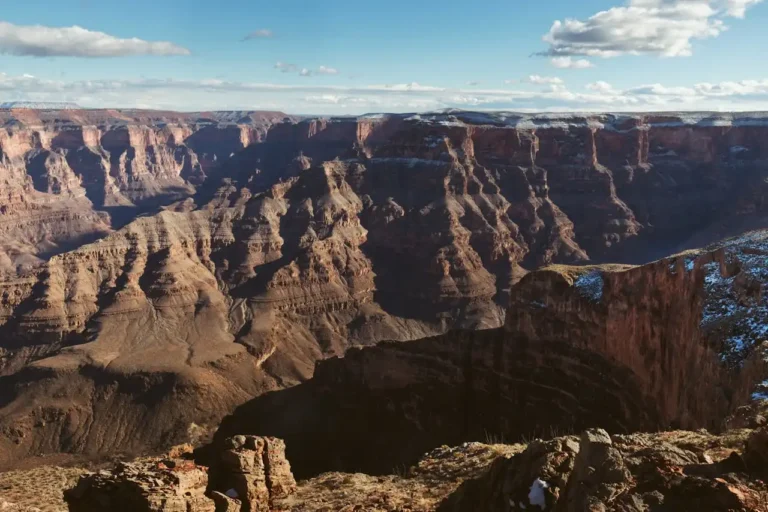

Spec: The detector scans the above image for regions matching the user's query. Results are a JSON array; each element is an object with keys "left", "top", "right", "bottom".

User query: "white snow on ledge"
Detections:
[
  {"left": 387, "top": 110, "right": 768, "bottom": 131},
  {"left": 528, "top": 478, "right": 549, "bottom": 510}
]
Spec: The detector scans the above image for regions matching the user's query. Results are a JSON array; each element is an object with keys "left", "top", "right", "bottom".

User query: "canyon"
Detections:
[{"left": 1, "top": 108, "right": 768, "bottom": 483}]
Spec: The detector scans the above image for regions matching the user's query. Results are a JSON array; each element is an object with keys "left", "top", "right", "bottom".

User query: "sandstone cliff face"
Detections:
[
  {"left": 4, "top": 111, "right": 768, "bottom": 468},
  {"left": 210, "top": 233, "right": 768, "bottom": 478},
  {"left": 0, "top": 109, "right": 291, "bottom": 272}
]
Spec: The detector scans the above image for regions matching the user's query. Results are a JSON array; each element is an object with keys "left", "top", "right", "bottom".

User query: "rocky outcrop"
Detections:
[
  {"left": 215, "top": 436, "right": 296, "bottom": 512},
  {"left": 10, "top": 428, "right": 768, "bottom": 511},
  {"left": 63, "top": 436, "right": 296, "bottom": 512},
  {"left": 441, "top": 427, "right": 768, "bottom": 511},
  {"left": 5, "top": 110, "right": 768, "bottom": 468},
  {"left": 65, "top": 458, "right": 215, "bottom": 512}
]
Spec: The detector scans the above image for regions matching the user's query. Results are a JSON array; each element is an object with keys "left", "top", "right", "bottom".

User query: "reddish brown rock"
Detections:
[
  {"left": 65, "top": 458, "right": 215, "bottom": 512},
  {"left": 217, "top": 436, "right": 296, "bottom": 512}
]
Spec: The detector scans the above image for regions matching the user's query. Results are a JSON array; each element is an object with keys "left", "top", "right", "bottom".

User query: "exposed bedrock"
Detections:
[{"left": 209, "top": 241, "right": 768, "bottom": 478}]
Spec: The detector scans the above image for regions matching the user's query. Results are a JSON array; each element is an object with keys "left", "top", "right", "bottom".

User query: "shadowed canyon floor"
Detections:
[{"left": 3, "top": 109, "right": 768, "bottom": 474}]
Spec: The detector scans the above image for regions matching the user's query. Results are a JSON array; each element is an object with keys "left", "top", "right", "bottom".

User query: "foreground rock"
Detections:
[
  {"left": 63, "top": 435, "right": 297, "bottom": 512},
  {"left": 9, "top": 429, "right": 768, "bottom": 511},
  {"left": 65, "top": 458, "right": 216, "bottom": 511},
  {"left": 270, "top": 427, "right": 768, "bottom": 511},
  {"left": 442, "top": 427, "right": 768, "bottom": 511},
  {"left": 216, "top": 436, "right": 296, "bottom": 512}
]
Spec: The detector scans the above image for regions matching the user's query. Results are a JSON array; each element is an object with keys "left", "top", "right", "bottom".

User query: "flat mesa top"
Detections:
[{"left": 2, "top": 107, "right": 768, "bottom": 130}]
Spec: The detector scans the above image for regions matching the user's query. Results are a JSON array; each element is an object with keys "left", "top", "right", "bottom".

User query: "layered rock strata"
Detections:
[
  {"left": 211, "top": 232, "right": 768, "bottom": 477},
  {"left": 4, "top": 111, "right": 768, "bottom": 467}
]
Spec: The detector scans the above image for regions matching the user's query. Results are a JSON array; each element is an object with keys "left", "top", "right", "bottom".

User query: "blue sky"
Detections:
[{"left": 0, "top": 0, "right": 767, "bottom": 113}]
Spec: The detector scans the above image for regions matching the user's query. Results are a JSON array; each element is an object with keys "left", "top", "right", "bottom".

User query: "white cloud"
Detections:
[
  {"left": 0, "top": 21, "right": 189, "bottom": 57},
  {"left": 243, "top": 29, "right": 274, "bottom": 40},
  {"left": 504, "top": 79, "right": 518, "bottom": 85},
  {"left": 317, "top": 66, "right": 339, "bottom": 75},
  {"left": 466, "top": 81, "right": 481, "bottom": 86},
  {"left": 625, "top": 83, "right": 698, "bottom": 96},
  {"left": 551, "top": 56, "right": 595, "bottom": 69},
  {"left": 541, "top": 0, "right": 763, "bottom": 59},
  {"left": 526, "top": 75, "right": 564, "bottom": 85},
  {"left": 275, "top": 62, "right": 298, "bottom": 73},
  {"left": 5, "top": 72, "right": 768, "bottom": 114},
  {"left": 280, "top": 64, "right": 340, "bottom": 77}
]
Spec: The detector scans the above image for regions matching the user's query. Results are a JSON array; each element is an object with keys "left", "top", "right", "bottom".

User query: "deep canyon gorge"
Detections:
[{"left": 2, "top": 108, "right": 768, "bottom": 510}]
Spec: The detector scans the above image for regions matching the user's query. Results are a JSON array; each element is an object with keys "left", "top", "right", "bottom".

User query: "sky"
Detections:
[{"left": 1, "top": 0, "right": 768, "bottom": 114}]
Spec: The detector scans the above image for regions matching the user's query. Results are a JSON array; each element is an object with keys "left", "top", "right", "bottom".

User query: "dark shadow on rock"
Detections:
[{"left": 199, "top": 329, "right": 661, "bottom": 480}]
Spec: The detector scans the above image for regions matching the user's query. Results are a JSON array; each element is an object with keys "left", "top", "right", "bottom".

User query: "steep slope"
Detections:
[{"left": 4, "top": 111, "right": 768, "bottom": 468}]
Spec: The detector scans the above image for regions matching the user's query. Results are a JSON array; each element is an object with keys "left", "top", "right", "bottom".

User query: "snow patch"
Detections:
[
  {"left": 528, "top": 478, "right": 549, "bottom": 510},
  {"left": 574, "top": 270, "right": 604, "bottom": 302}
]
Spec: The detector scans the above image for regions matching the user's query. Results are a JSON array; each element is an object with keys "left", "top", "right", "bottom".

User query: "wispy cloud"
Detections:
[
  {"left": 7, "top": 72, "right": 768, "bottom": 114},
  {"left": 317, "top": 66, "right": 339, "bottom": 75},
  {"left": 540, "top": 0, "right": 764, "bottom": 59},
  {"left": 550, "top": 56, "right": 595, "bottom": 69},
  {"left": 0, "top": 21, "right": 189, "bottom": 57},
  {"left": 281, "top": 64, "right": 340, "bottom": 77},
  {"left": 525, "top": 75, "right": 564, "bottom": 85},
  {"left": 275, "top": 61, "right": 298, "bottom": 73},
  {"left": 243, "top": 29, "right": 274, "bottom": 40}
]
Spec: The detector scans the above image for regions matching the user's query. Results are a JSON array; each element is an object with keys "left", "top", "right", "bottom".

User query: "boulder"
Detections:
[{"left": 65, "top": 458, "right": 215, "bottom": 512}]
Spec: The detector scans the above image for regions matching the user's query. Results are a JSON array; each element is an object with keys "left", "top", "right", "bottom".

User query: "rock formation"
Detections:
[
  {"left": 215, "top": 436, "right": 296, "bottom": 512},
  {"left": 211, "top": 232, "right": 768, "bottom": 478},
  {"left": 5, "top": 427, "right": 768, "bottom": 511},
  {"left": 4, "top": 110, "right": 768, "bottom": 468},
  {"left": 63, "top": 435, "right": 296, "bottom": 512},
  {"left": 65, "top": 458, "right": 216, "bottom": 511},
  {"left": 440, "top": 426, "right": 768, "bottom": 512}
]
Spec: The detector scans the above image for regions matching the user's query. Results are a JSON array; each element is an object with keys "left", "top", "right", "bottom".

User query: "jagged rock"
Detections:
[
  {"left": 562, "top": 429, "right": 632, "bottom": 510},
  {"left": 441, "top": 429, "right": 768, "bottom": 512},
  {"left": 216, "top": 436, "right": 296, "bottom": 511},
  {"left": 65, "top": 458, "right": 216, "bottom": 512}
]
